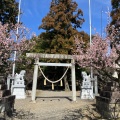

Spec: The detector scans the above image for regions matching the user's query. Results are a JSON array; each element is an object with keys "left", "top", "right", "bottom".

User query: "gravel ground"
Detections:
[{"left": 2, "top": 90, "right": 101, "bottom": 120}]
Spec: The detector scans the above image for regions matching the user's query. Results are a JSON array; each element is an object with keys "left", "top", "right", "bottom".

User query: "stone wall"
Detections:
[{"left": 96, "top": 82, "right": 120, "bottom": 119}]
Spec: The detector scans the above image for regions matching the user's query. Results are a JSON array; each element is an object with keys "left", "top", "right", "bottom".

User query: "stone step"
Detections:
[
  {"left": 103, "top": 86, "right": 118, "bottom": 92},
  {"left": 106, "top": 82, "right": 114, "bottom": 86},
  {"left": 100, "top": 91, "right": 120, "bottom": 99},
  {"left": 0, "top": 90, "right": 11, "bottom": 97},
  {"left": 96, "top": 96, "right": 120, "bottom": 103},
  {"left": 96, "top": 96, "right": 110, "bottom": 103},
  {"left": 105, "top": 81, "right": 119, "bottom": 86},
  {"left": 100, "top": 110, "right": 120, "bottom": 119},
  {"left": 0, "top": 76, "right": 5, "bottom": 84},
  {"left": 0, "top": 84, "right": 7, "bottom": 90},
  {"left": 96, "top": 99, "right": 120, "bottom": 119},
  {"left": 96, "top": 100, "right": 120, "bottom": 111}
]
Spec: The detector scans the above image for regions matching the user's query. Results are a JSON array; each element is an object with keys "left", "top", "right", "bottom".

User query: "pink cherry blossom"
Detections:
[
  {"left": 74, "top": 32, "right": 118, "bottom": 71},
  {"left": 0, "top": 22, "right": 36, "bottom": 74}
]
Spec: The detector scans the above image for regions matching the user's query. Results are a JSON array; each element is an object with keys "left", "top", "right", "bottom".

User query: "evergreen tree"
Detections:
[
  {"left": 111, "top": 0, "right": 120, "bottom": 26},
  {"left": 0, "top": 0, "right": 19, "bottom": 25},
  {"left": 39, "top": 0, "right": 85, "bottom": 55},
  {"left": 110, "top": 0, "right": 120, "bottom": 60},
  {"left": 33, "top": 0, "right": 89, "bottom": 91},
  {"left": 110, "top": 0, "right": 120, "bottom": 85},
  {"left": 110, "top": 0, "right": 120, "bottom": 46}
]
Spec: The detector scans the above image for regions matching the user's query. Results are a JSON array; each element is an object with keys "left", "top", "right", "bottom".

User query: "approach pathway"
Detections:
[{"left": 13, "top": 90, "right": 100, "bottom": 120}]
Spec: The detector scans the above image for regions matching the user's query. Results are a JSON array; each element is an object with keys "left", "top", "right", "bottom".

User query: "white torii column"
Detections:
[
  {"left": 71, "top": 59, "right": 76, "bottom": 101},
  {"left": 31, "top": 58, "right": 39, "bottom": 102}
]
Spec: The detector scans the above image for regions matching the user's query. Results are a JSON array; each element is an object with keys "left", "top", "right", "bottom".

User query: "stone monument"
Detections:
[
  {"left": 11, "top": 70, "right": 26, "bottom": 99},
  {"left": 80, "top": 71, "right": 94, "bottom": 99}
]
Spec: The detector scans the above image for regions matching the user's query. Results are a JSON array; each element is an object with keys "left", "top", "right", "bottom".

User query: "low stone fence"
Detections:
[
  {"left": 0, "top": 95, "right": 15, "bottom": 118},
  {"left": 96, "top": 97, "right": 120, "bottom": 119},
  {"left": 96, "top": 82, "right": 120, "bottom": 119}
]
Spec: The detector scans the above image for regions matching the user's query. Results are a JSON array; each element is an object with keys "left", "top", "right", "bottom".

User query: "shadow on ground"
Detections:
[
  {"left": 2, "top": 104, "right": 119, "bottom": 120},
  {"left": 12, "top": 109, "right": 38, "bottom": 120},
  {"left": 0, "top": 109, "right": 37, "bottom": 120},
  {"left": 62, "top": 104, "right": 120, "bottom": 120},
  {"left": 62, "top": 104, "right": 103, "bottom": 120}
]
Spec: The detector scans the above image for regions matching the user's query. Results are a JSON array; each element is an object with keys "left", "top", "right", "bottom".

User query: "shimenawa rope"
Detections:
[{"left": 38, "top": 66, "right": 69, "bottom": 84}]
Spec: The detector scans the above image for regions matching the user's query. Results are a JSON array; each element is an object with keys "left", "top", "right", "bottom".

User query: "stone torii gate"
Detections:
[{"left": 26, "top": 53, "right": 76, "bottom": 102}]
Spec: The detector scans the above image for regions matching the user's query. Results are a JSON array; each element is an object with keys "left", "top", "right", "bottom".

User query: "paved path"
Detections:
[{"left": 13, "top": 90, "right": 100, "bottom": 120}]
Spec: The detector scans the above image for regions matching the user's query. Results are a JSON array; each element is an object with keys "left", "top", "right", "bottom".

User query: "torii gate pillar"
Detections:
[
  {"left": 71, "top": 59, "right": 76, "bottom": 101},
  {"left": 31, "top": 58, "right": 39, "bottom": 102}
]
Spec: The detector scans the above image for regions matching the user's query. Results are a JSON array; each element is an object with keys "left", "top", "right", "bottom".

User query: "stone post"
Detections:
[
  {"left": 94, "top": 76, "right": 98, "bottom": 96},
  {"left": 7, "top": 75, "right": 11, "bottom": 90}
]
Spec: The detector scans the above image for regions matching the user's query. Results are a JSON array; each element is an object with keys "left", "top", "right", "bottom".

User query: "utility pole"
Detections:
[
  {"left": 101, "top": 7, "right": 103, "bottom": 37},
  {"left": 89, "top": 0, "right": 92, "bottom": 45},
  {"left": 12, "top": 0, "right": 21, "bottom": 76},
  {"left": 89, "top": 0, "right": 93, "bottom": 78}
]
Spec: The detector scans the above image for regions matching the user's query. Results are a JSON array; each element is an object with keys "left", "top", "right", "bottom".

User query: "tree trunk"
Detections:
[{"left": 64, "top": 75, "right": 70, "bottom": 91}]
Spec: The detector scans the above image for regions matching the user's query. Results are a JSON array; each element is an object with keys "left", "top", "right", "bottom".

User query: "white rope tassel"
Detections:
[
  {"left": 44, "top": 79, "right": 46, "bottom": 85},
  {"left": 52, "top": 83, "right": 54, "bottom": 90},
  {"left": 60, "top": 80, "right": 63, "bottom": 86}
]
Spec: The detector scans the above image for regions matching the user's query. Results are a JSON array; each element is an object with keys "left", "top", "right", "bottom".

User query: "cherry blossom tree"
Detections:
[
  {"left": 74, "top": 7, "right": 120, "bottom": 86},
  {"left": 73, "top": 25, "right": 120, "bottom": 86},
  {"left": 0, "top": 22, "right": 36, "bottom": 76}
]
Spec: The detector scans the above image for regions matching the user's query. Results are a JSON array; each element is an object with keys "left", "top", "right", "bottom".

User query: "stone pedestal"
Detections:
[
  {"left": 80, "top": 72, "right": 94, "bottom": 99},
  {"left": 96, "top": 82, "right": 120, "bottom": 119},
  {"left": 11, "top": 83, "right": 26, "bottom": 99},
  {"left": 80, "top": 87, "right": 94, "bottom": 99},
  {"left": 11, "top": 70, "right": 26, "bottom": 99}
]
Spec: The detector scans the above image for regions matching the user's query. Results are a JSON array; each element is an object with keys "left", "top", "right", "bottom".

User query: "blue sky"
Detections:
[{"left": 17, "top": 0, "right": 111, "bottom": 36}]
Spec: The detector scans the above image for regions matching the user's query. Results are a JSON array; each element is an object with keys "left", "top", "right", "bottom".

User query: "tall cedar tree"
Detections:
[
  {"left": 111, "top": 0, "right": 120, "bottom": 26},
  {"left": 33, "top": 0, "right": 87, "bottom": 91},
  {"left": 39, "top": 0, "right": 85, "bottom": 55},
  {"left": 110, "top": 0, "right": 120, "bottom": 46},
  {"left": 0, "top": 0, "right": 19, "bottom": 25}
]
